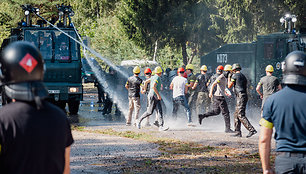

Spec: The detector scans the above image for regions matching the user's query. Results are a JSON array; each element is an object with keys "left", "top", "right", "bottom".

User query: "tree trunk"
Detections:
[
  {"left": 181, "top": 42, "right": 188, "bottom": 65},
  {"left": 153, "top": 40, "right": 158, "bottom": 61},
  {"left": 188, "top": 49, "right": 197, "bottom": 64}
]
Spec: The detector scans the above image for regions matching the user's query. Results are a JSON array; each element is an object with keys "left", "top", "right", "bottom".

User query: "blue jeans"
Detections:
[{"left": 172, "top": 95, "right": 191, "bottom": 123}]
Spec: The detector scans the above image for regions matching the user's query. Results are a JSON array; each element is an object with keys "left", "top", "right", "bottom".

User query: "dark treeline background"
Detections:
[{"left": 0, "top": 0, "right": 305, "bottom": 69}]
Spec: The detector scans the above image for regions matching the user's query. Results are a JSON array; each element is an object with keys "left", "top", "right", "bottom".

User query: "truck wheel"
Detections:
[{"left": 68, "top": 100, "right": 80, "bottom": 115}]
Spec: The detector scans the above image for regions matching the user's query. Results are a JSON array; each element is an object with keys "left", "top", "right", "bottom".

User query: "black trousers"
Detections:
[
  {"left": 203, "top": 96, "right": 231, "bottom": 130},
  {"left": 233, "top": 93, "right": 255, "bottom": 132}
]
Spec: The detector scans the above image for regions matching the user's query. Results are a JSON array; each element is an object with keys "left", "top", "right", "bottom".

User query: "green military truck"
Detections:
[{"left": 0, "top": 5, "right": 83, "bottom": 114}]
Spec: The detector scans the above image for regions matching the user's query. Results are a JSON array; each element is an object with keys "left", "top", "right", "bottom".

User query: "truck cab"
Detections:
[{"left": 0, "top": 5, "right": 83, "bottom": 114}]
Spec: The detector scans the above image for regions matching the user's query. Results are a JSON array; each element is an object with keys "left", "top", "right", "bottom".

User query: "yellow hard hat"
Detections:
[
  {"left": 224, "top": 64, "right": 232, "bottom": 71},
  {"left": 200, "top": 65, "right": 207, "bottom": 71},
  {"left": 186, "top": 64, "right": 194, "bottom": 70},
  {"left": 154, "top": 66, "right": 163, "bottom": 74},
  {"left": 265, "top": 65, "right": 274, "bottom": 72},
  {"left": 133, "top": 66, "right": 140, "bottom": 74}
]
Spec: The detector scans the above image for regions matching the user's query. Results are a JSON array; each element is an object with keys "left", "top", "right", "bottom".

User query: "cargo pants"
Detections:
[
  {"left": 233, "top": 93, "right": 256, "bottom": 133},
  {"left": 126, "top": 97, "right": 141, "bottom": 124},
  {"left": 187, "top": 90, "right": 198, "bottom": 118},
  {"left": 196, "top": 92, "right": 210, "bottom": 115}
]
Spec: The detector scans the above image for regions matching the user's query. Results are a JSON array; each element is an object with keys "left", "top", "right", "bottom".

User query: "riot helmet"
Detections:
[
  {"left": 282, "top": 51, "right": 306, "bottom": 86},
  {"left": 0, "top": 41, "right": 48, "bottom": 103}
]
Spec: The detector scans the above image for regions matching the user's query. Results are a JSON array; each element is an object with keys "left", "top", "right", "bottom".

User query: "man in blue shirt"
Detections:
[{"left": 259, "top": 51, "right": 306, "bottom": 174}]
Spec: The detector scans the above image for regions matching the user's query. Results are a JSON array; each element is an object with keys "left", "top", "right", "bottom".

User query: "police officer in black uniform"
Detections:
[
  {"left": 228, "top": 63, "right": 257, "bottom": 138},
  {"left": 0, "top": 41, "right": 74, "bottom": 174},
  {"left": 259, "top": 51, "right": 306, "bottom": 174},
  {"left": 94, "top": 76, "right": 105, "bottom": 103}
]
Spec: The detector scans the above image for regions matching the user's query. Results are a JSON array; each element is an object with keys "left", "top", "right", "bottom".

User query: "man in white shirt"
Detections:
[{"left": 170, "top": 67, "right": 192, "bottom": 125}]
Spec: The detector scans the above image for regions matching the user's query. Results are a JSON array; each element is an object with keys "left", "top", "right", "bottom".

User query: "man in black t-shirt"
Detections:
[
  {"left": 192, "top": 65, "right": 210, "bottom": 115},
  {"left": 0, "top": 41, "right": 74, "bottom": 174},
  {"left": 125, "top": 66, "right": 143, "bottom": 126},
  {"left": 228, "top": 63, "right": 257, "bottom": 138}
]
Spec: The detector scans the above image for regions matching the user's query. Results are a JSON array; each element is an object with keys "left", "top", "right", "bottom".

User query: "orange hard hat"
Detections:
[
  {"left": 217, "top": 65, "right": 224, "bottom": 71},
  {"left": 177, "top": 67, "right": 185, "bottom": 73},
  {"left": 144, "top": 68, "right": 152, "bottom": 74}
]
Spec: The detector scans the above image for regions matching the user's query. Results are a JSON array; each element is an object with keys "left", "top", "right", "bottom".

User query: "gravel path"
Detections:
[{"left": 71, "top": 130, "right": 160, "bottom": 174}]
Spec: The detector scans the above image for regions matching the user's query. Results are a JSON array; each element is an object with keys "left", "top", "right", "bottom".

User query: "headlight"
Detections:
[{"left": 69, "top": 87, "right": 81, "bottom": 93}]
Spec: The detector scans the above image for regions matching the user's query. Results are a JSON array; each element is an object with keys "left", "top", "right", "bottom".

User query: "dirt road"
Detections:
[{"left": 69, "top": 83, "right": 272, "bottom": 173}]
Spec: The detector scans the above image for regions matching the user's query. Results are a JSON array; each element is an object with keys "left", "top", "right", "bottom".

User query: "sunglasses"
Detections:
[{"left": 145, "top": 73, "right": 151, "bottom": 75}]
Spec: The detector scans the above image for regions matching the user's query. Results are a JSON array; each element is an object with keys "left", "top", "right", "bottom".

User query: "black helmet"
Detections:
[
  {"left": 232, "top": 63, "right": 241, "bottom": 71},
  {"left": 282, "top": 51, "right": 306, "bottom": 86},
  {"left": 0, "top": 41, "right": 48, "bottom": 102}
]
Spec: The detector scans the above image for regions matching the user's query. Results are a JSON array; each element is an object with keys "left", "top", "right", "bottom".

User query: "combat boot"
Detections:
[
  {"left": 246, "top": 130, "right": 257, "bottom": 138},
  {"left": 231, "top": 131, "right": 242, "bottom": 137},
  {"left": 198, "top": 114, "right": 207, "bottom": 125},
  {"left": 225, "top": 129, "right": 235, "bottom": 133}
]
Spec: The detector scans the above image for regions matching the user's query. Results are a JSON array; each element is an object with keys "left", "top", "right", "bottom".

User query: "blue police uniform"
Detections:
[{"left": 260, "top": 85, "right": 306, "bottom": 173}]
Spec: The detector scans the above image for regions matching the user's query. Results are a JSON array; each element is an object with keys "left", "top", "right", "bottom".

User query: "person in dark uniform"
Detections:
[
  {"left": 198, "top": 65, "right": 235, "bottom": 133},
  {"left": 94, "top": 76, "right": 105, "bottom": 104},
  {"left": 228, "top": 63, "right": 257, "bottom": 138},
  {"left": 125, "top": 66, "right": 143, "bottom": 126},
  {"left": 185, "top": 64, "right": 197, "bottom": 124},
  {"left": 256, "top": 65, "right": 282, "bottom": 112},
  {"left": 0, "top": 41, "right": 74, "bottom": 174},
  {"left": 102, "top": 67, "right": 121, "bottom": 116},
  {"left": 259, "top": 51, "right": 306, "bottom": 174},
  {"left": 192, "top": 65, "right": 210, "bottom": 116}
]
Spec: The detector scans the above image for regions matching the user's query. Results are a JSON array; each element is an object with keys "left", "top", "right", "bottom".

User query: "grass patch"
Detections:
[
  {"left": 72, "top": 126, "right": 264, "bottom": 173},
  {"left": 73, "top": 127, "right": 221, "bottom": 156}
]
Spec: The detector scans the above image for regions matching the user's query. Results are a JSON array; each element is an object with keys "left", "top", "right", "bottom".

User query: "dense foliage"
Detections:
[{"left": 0, "top": 0, "right": 305, "bottom": 69}]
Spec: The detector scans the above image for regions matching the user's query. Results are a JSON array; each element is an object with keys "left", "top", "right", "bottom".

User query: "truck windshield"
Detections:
[{"left": 24, "top": 30, "right": 79, "bottom": 61}]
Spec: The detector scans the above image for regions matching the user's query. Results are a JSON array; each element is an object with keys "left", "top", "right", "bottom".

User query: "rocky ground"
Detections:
[{"left": 69, "top": 83, "right": 275, "bottom": 174}]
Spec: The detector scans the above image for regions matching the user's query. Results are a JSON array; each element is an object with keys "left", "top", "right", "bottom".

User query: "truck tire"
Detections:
[{"left": 68, "top": 100, "right": 80, "bottom": 115}]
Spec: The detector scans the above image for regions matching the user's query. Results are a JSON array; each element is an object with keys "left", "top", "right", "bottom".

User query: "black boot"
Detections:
[
  {"left": 231, "top": 131, "right": 242, "bottom": 137},
  {"left": 225, "top": 129, "right": 235, "bottom": 133},
  {"left": 198, "top": 114, "right": 206, "bottom": 125},
  {"left": 246, "top": 130, "right": 257, "bottom": 138}
]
